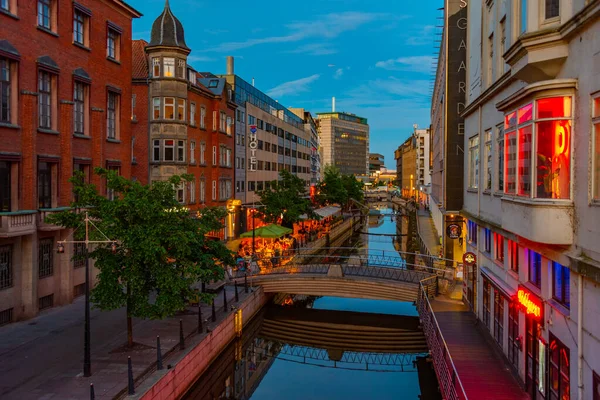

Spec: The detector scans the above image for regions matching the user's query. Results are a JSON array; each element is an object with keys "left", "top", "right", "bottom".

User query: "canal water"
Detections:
[{"left": 184, "top": 206, "right": 436, "bottom": 400}]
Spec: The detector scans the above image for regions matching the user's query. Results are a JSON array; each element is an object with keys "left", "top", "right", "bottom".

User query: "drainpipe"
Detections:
[{"left": 578, "top": 273, "right": 583, "bottom": 400}]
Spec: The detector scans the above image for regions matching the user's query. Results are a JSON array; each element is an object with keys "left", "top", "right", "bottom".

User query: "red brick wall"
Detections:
[
  {"left": 0, "top": 0, "right": 139, "bottom": 209},
  {"left": 131, "top": 83, "right": 149, "bottom": 184}
]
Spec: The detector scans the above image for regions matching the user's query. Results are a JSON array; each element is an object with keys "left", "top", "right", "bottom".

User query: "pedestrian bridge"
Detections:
[{"left": 234, "top": 254, "right": 440, "bottom": 303}]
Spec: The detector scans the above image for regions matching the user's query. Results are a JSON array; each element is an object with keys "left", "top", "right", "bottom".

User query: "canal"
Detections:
[{"left": 184, "top": 206, "right": 439, "bottom": 400}]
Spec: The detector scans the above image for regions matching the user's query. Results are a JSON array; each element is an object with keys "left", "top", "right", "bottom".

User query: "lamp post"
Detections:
[{"left": 56, "top": 211, "right": 116, "bottom": 377}]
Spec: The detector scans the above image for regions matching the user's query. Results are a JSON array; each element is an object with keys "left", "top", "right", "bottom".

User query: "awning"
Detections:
[
  {"left": 480, "top": 266, "right": 517, "bottom": 299},
  {"left": 300, "top": 206, "right": 341, "bottom": 220},
  {"left": 240, "top": 224, "right": 293, "bottom": 239}
]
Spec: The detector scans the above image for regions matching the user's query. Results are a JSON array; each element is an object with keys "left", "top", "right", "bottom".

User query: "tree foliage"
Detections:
[
  {"left": 256, "top": 169, "right": 315, "bottom": 228},
  {"left": 317, "top": 165, "right": 364, "bottom": 209},
  {"left": 47, "top": 168, "right": 234, "bottom": 344}
]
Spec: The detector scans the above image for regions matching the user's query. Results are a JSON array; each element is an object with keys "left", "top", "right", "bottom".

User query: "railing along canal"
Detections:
[{"left": 417, "top": 276, "right": 468, "bottom": 400}]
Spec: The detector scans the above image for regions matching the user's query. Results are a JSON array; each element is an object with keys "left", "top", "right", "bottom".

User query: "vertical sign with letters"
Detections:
[{"left": 248, "top": 125, "right": 258, "bottom": 171}]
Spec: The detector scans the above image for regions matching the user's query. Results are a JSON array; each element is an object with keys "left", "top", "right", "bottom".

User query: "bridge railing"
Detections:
[{"left": 417, "top": 277, "right": 468, "bottom": 400}]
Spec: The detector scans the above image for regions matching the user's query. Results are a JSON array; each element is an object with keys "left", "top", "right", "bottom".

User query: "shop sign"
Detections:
[
  {"left": 447, "top": 224, "right": 462, "bottom": 239},
  {"left": 517, "top": 286, "right": 543, "bottom": 319},
  {"left": 463, "top": 252, "right": 476, "bottom": 265},
  {"left": 248, "top": 125, "right": 258, "bottom": 171}
]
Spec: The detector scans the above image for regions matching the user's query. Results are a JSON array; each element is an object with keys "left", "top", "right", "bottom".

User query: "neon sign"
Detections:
[{"left": 517, "top": 288, "right": 542, "bottom": 319}]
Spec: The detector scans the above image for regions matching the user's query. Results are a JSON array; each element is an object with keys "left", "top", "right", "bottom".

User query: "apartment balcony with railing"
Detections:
[{"left": 0, "top": 211, "right": 37, "bottom": 237}]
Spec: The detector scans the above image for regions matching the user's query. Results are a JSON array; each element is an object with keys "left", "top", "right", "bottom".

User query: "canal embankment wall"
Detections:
[{"left": 130, "top": 287, "right": 271, "bottom": 400}]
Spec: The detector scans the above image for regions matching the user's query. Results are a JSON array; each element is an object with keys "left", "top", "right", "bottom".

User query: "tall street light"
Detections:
[{"left": 57, "top": 211, "right": 116, "bottom": 377}]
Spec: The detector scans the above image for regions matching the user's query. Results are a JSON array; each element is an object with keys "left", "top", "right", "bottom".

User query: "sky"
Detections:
[{"left": 128, "top": 0, "right": 439, "bottom": 170}]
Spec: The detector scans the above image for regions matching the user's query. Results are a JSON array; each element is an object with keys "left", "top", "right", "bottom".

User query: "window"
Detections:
[
  {"left": 163, "top": 58, "right": 175, "bottom": 77},
  {"left": 0, "top": 58, "right": 11, "bottom": 123},
  {"left": 496, "top": 125, "right": 504, "bottom": 192},
  {"left": 38, "top": 162, "right": 52, "bottom": 208},
  {"left": 212, "top": 146, "right": 217, "bottom": 166},
  {"left": 188, "top": 69, "right": 195, "bottom": 84},
  {"left": 518, "top": 124, "right": 532, "bottom": 196},
  {"left": 73, "top": 82, "right": 86, "bottom": 135},
  {"left": 248, "top": 115, "right": 255, "bottom": 125},
  {"left": 74, "top": 283, "right": 85, "bottom": 297},
  {"left": 494, "top": 233, "right": 504, "bottom": 262},
  {"left": 493, "top": 290, "right": 504, "bottom": 346},
  {"left": 163, "top": 140, "right": 174, "bottom": 162},
  {"left": 152, "top": 58, "right": 160, "bottom": 78},
  {"left": 38, "top": 238, "right": 53, "bottom": 278},
  {"left": 528, "top": 250, "right": 542, "bottom": 288},
  {"left": 0, "top": 162, "right": 10, "bottom": 211},
  {"left": 177, "top": 60, "right": 186, "bottom": 79},
  {"left": 200, "top": 107, "right": 206, "bottom": 128},
  {"left": 552, "top": 262, "right": 570, "bottom": 307},
  {"left": 545, "top": 0, "right": 559, "bottom": 19},
  {"left": 508, "top": 302, "right": 520, "bottom": 368},
  {"left": 177, "top": 140, "right": 185, "bottom": 162},
  {"left": 73, "top": 163, "right": 89, "bottom": 202},
  {"left": 200, "top": 179, "right": 206, "bottom": 203},
  {"left": 164, "top": 98, "right": 175, "bottom": 120},
  {"left": 226, "top": 116, "right": 232, "bottom": 135},
  {"left": 177, "top": 99, "right": 185, "bottom": 121},
  {"left": 1, "top": 0, "right": 8, "bottom": 12},
  {"left": 38, "top": 71, "right": 52, "bottom": 129},
  {"left": 107, "top": 91, "right": 119, "bottom": 139},
  {"left": 153, "top": 98, "right": 160, "bottom": 119},
  {"left": 483, "top": 279, "right": 491, "bottom": 329},
  {"left": 549, "top": 334, "right": 570, "bottom": 400},
  {"left": 468, "top": 135, "right": 479, "bottom": 189},
  {"left": 508, "top": 240, "right": 519, "bottom": 272},
  {"left": 484, "top": 228, "right": 492, "bottom": 253},
  {"left": 220, "top": 112, "right": 227, "bottom": 132},
  {"left": 107, "top": 28, "right": 120, "bottom": 60},
  {"left": 152, "top": 140, "right": 160, "bottom": 162},
  {"left": 467, "top": 220, "right": 478, "bottom": 245},
  {"left": 484, "top": 130, "right": 492, "bottom": 191},
  {"left": 38, "top": 0, "right": 52, "bottom": 29},
  {"left": 200, "top": 142, "right": 206, "bottom": 164},
  {"left": 248, "top": 181, "right": 255, "bottom": 192},
  {"left": 212, "top": 180, "right": 217, "bottom": 201},
  {"left": 499, "top": 18, "right": 507, "bottom": 69},
  {"left": 38, "top": 294, "right": 54, "bottom": 311},
  {"left": 73, "top": 10, "right": 84, "bottom": 45},
  {"left": 175, "top": 183, "right": 185, "bottom": 204},
  {"left": 189, "top": 179, "right": 196, "bottom": 204},
  {"left": 190, "top": 141, "right": 196, "bottom": 163},
  {"left": 106, "top": 165, "right": 119, "bottom": 200},
  {"left": 0, "top": 245, "right": 12, "bottom": 289},
  {"left": 519, "top": 0, "right": 527, "bottom": 34},
  {"left": 190, "top": 103, "right": 196, "bottom": 126},
  {"left": 487, "top": 33, "right": 494, "bottom": 86},
  {"left": 594, "top": 95, "right": 600, "bottom": 200}
]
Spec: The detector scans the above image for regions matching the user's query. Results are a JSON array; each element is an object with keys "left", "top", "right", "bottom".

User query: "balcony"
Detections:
[
  {"left": 501, "top": 197, "right": 573, "bottom": 245},
  {"left": 0, "top": 211, "right": 37, "bottom": 237},
  {"left": 38, "top": 207, "right": 70, "bottom": 231}
]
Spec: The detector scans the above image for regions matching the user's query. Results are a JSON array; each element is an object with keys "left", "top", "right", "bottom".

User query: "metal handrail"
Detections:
[
  {"left": 417, "top": 276, "right": 468, "bottom": 400},
  {"left": 293, "top": 246, "right": 459, "bottom": 265}
]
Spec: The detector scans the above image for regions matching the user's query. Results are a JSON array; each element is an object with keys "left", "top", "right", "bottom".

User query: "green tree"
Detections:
[
  {"left": 256, "top": 169, "right": 315, "bottom": 228},
  {"left": 47, "top": 168, "right": 234, "bottom": 347},
  {"left": 316, "top": 165, "right": 347, "bottom": 206},
  {"left": 341, "top": 174, "right": 364, "bottom": 206}
]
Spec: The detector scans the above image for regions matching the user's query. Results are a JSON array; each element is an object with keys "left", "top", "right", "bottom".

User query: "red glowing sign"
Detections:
[{"left": 517, "top": 287, "right": 543, "bottom": 319}]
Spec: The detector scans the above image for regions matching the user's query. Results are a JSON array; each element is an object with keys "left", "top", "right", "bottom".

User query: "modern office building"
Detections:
[
  {"left": 461, "top": 0, "right": 600, "bottom": 398},
  {"left": 430, "top": 0, "right": 468, "bottom": 264},
  {"left": 0, "top": 0, "right": 141, "bottom": 322},
  {"left": 316, "top": 111, "right": 369, "bottom": 176},
  {"left": 369, "top": 153, "right": 385, "bottom": 175},
  {"left": 290, "top": 108, "right": 321, "bottom": 185},
  {"left": 130, "top": 3, "right": 236, "bottom": 238}
]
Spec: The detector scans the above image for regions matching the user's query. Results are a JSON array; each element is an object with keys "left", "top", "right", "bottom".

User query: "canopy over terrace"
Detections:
[
  {"left": 300, "top": 206, "right": 341, "bottom": 220},
  {"left": 240, "top": 224, "right": 293, "bottom": 239}
]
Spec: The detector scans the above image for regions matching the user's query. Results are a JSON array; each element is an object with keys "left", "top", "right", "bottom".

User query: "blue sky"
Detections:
[{"left": 129, "top": 0, "right": 438, "bottom": 170}]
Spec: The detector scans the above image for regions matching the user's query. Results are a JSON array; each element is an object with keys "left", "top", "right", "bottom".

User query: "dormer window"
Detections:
[
  {"left": 152, "top": 58, "right": 160, "bottom": 78},
  {"left": 163, "top": 58, "right": 175, "bottom": 77},
  {"left": 177, "top": 60, "right": 186, "bottom": 79},
  {"left": 208, "top": 79, "right": 218, "bottom": 88}
]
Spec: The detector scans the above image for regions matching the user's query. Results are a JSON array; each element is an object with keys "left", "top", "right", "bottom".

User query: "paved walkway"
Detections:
[
  {"left": 431, "top": 297, "right": 529, "bottom": 400},
  {"left": 416, "top": 208, "right": 441, "bottom": 258},
  {"left": 0, "top": 284, "right": 251, "bottom": 400}
]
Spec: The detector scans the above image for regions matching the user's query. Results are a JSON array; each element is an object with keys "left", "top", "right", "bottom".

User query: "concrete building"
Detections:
[
  {"left": 131, "top": 3, "right": 236, "bottom": 239},
  {"left": 369, "top": 153, "right": 385, "bottom": 176},
  {"left": 430, "top": 0, "right": 468, "bottom": 263},
  {"left": 316, "top": 111, "right": 369, "bottom": 177},
  {"left": 290, "top": 108, "right": 321, "bottom": 185},
  {"left": 461, "top": 0, "right": 600, "bottom": 398},
  {"left": 414, "top": 126, "right": 431, "bottom": 203},
  {"left": 397, "top": 136, "right": 417, "bottom": 199},
  {"left": 0, "top": 0, "right": 141, "bottom": 322}
]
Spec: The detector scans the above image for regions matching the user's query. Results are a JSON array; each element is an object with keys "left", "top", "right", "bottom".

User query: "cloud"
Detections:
[
  {"left": 327, "top": 64, "right": 336, "bottom": 68},
  {"left": 405, "top": 25, "right": 436, "bottom": 46},
  {"left": 266, "top": 74, "right": 321, "bottom": 98},
  {"left": 206, "top": 12, "right": 386, "bottom": 52},
  {"left": 204, "top": 28, "right": 228, "bottom": 35},
  {"left": 187, "top": 55, "right": 216, "bottom": 63},
  {"left": 334, "top": 68, "right": 344, "bottom": 79},
  {"left": 375, "top": 56, "right": 435, "bottom": 73},
  {"left": 287, "top": 43, "right": 338, "bottom": 56}
]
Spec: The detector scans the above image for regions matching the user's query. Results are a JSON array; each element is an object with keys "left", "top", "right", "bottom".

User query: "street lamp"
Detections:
[{"left": 56, "top": 211, "right": 116, "bottom": 377}]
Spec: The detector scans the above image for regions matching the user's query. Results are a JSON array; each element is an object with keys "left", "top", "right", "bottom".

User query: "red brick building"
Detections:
[
  {"left": 0, "top": 0, "right": 141, "bottom": 322},
  {"left": 131, "top": 3, "right": 236, "bottom": 227}
]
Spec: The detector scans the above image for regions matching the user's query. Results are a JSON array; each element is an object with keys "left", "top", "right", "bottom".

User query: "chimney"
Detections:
[
  {"left": 252, "top": 77, "right": 255, "bottom": 87},
  {"left": 332, "top": 97, "right": 336, "bottom": 112},
  {"left": 226, "top": 56, "right": 234, "bottom": 75}
]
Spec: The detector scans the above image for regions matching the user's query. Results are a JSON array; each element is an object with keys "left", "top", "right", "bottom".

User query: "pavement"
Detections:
[
  {"left": 416, "top": 208, "right": 441, "bottom": 258},
  {"left": 0, "top": 284, "right": 251, "bottom": 400}
]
